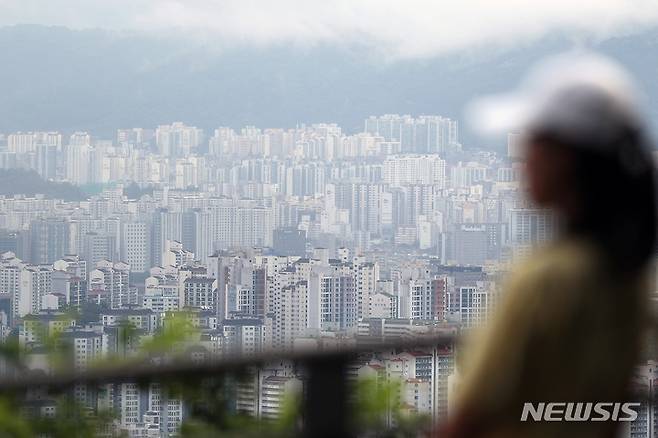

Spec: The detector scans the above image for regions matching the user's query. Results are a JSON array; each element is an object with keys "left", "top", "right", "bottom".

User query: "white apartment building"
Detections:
[
  {"left": 121, "top": 221, "right": 149, "bottom": 272},
  {"left": 18, "top": 265, "right": 53, "bottom": 317},
  {"left": 383, "top": 155, "right": 446, "bottom": 188},
  {"left": 269, "top": 279, "right": 308, "bottom": 350},
  {"left": 156, "top": 122, "right": 203, "bottom": 158},
  {"left": 259, "top": 375, "right": 303, "bottom": 420},
  {"left": 64, "top": 143, "right": 90, "bottom": 185}
]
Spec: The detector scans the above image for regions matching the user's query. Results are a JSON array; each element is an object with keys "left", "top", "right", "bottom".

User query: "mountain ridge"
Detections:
[{"left": 1, "top": 25, "right": 657, "bottom": 149}]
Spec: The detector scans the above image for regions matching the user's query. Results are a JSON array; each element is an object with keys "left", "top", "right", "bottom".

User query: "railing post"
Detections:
[{"left": 304, "top": 354, "right": 352, "bottom": 438}]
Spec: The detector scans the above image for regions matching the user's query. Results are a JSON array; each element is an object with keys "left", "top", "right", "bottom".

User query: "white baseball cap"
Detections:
[{"left": 467, "top": 51, "right": 646, "bottom": 150}]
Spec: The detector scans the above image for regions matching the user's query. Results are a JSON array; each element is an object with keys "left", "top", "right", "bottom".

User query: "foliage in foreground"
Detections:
[{"left": 0, "top": 311, "right": 433, "bottom": 437}]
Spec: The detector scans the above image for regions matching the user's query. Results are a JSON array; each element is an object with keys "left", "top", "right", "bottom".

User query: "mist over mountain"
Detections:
[{"left": 1, "top": 24, "right": 658, "bottom": 148}]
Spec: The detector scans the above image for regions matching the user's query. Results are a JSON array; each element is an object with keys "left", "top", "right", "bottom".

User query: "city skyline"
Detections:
[
  {"left": 0, "top": 111, "right": 547, "bottom": 435},
  {"left": 1, "top": 2, "right": 656, "bottom": 435}
]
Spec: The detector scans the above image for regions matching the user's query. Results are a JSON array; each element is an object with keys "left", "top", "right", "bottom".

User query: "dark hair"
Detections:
[{"left": 532, "top": 125, "right": 656, "bottom": 274}]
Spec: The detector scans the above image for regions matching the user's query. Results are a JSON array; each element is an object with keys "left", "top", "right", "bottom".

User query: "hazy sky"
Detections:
[{"left": 2, "top": 0, "right": 658, "bottom": 58}]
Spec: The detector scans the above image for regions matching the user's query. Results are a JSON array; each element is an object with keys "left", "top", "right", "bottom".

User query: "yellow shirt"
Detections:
[{"left": 455, "top": 237, "right": 650, "bottom": 437}]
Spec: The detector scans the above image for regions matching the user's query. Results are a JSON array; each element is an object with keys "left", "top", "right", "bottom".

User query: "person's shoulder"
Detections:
[
  {"left": 525, "top": 237, "right": 600, "bottom": 279},
  {"left": 506, "top": 237, "right": 601, "bottom": 301},
  {"left": 501, "top": 238, "right": 603, "bottom": 326}
]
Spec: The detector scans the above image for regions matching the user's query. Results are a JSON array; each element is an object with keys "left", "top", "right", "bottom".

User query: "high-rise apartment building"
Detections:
[
  {"left": 383, "top": 155, "right": 446, "bottom": 187},
  {"left": 120, "top": 221, "right": 150, "bottom": 273},
  {"left": 156, "top": 122, "right": 203, "bottom": 157},
  {"left": 29, "top": 218, "right": 70, "bottom": 265}
]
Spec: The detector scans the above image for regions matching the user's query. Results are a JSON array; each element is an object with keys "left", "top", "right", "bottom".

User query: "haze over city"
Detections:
[{"left": 0, "top": 1, "right": 657, "bottom": 437}]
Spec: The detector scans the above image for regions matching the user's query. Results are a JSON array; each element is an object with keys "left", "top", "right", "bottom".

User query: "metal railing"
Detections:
[
  {"left": 3, "top": 329, "right": 656, "bottom": 437},
  {"left": 0, "top": 334, "right": 457, "bottom": 437}
]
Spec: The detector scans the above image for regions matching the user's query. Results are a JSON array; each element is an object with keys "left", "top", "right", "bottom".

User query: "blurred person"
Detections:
[{"left": 440, "top": 53, "right": 657, "bottom": 438}]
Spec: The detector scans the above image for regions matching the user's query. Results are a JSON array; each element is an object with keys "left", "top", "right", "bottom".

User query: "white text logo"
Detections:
[{"left": 520, "top": 402, "right": 640, "bottom": 422}]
